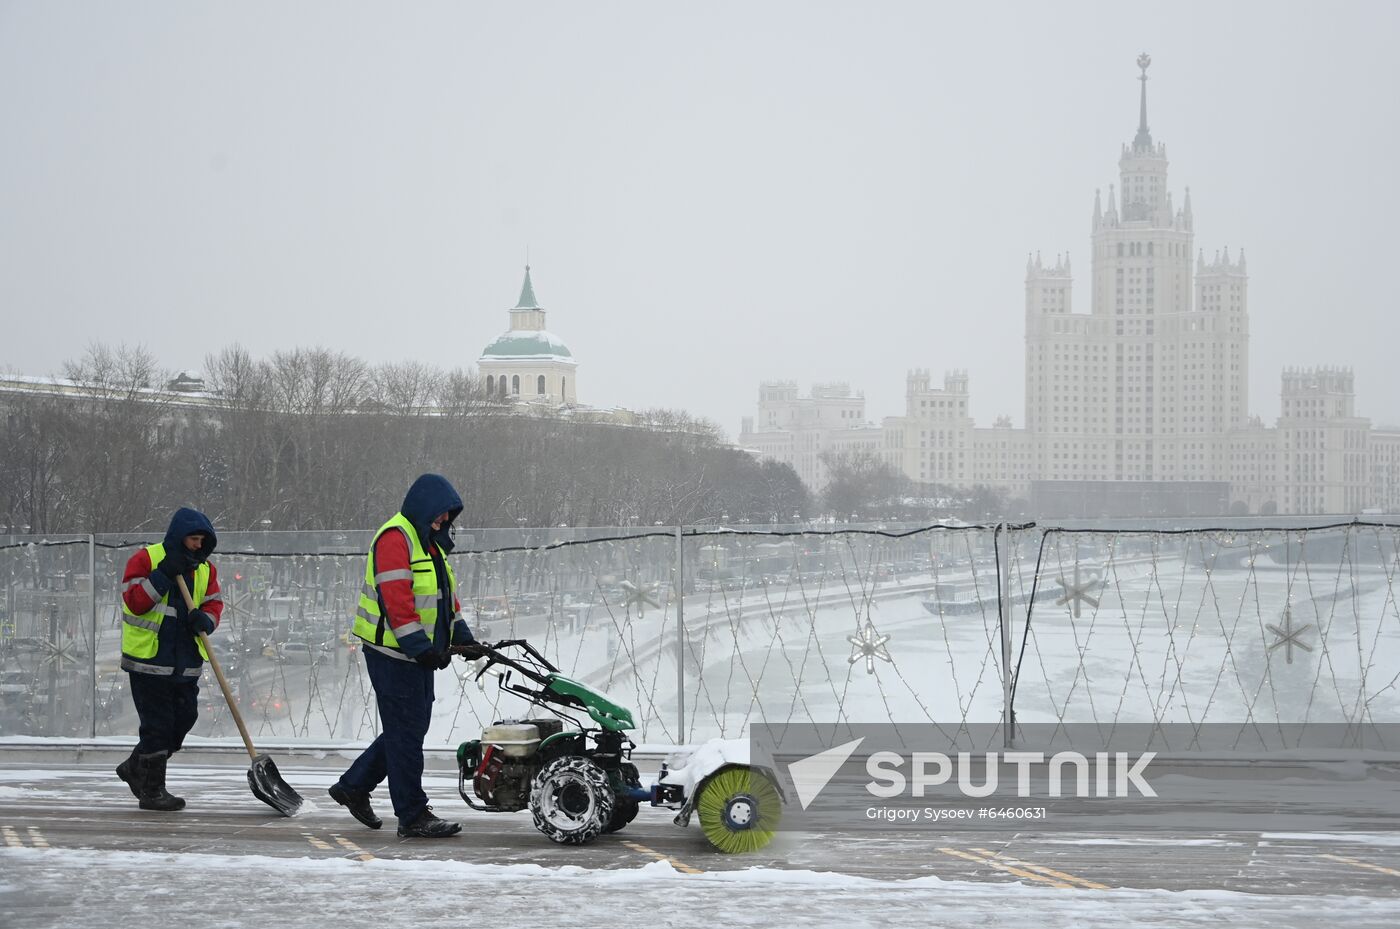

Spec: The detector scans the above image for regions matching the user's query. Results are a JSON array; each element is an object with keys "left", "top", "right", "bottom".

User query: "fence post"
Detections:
[
  {"left": 89, "top": 533, "right": 98, "bottom": 739},
  {"left": 675, "top": 524, "right": 685, "bottom": 744},
  {"left": 998, "top": 523, "right": 1014, "bottom": 749}
]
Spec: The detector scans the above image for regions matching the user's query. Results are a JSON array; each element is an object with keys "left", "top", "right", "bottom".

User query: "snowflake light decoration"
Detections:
[
  {"left": 620, "top": 579, "right": 661, "bottom": 616},
  {"left": 1266, "top": 606, "right": 1314, "bottom": 665},
  {"left": 847, "top": 621, "right": 892, "bottom": 675},
  {"left": 1055, "top": 561, "right": 1102, "bottom": 619}
]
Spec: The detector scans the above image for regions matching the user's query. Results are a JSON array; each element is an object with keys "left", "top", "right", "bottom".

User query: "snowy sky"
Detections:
[{"left": 1, "top": 1, "right": 1397, "bottom": 436}]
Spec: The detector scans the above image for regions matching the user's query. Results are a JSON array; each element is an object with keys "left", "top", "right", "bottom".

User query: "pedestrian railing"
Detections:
[{"left": 1, "top": 520, "right": 1396, "bottom": 751}]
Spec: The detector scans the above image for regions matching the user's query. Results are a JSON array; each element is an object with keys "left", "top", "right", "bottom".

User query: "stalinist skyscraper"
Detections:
[
  {"left": 1024, "top": 53, "right": 1249, "bottom": 514},
  {"left": 742, "top": 55, "right": 1398, "bottom": 516}
]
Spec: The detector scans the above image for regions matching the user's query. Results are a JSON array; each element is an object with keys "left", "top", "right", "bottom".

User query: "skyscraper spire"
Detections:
[{"left": 1133, "top": 52, "right": 1153, "bottom": 152}]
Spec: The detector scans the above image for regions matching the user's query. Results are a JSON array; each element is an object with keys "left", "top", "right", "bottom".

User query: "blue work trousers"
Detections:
[
  {"left": 338, "top": 647, "right": 436, "bottom": 828},
  {"left": 128, "top": 671, "right": 200, "bottom": 756}
]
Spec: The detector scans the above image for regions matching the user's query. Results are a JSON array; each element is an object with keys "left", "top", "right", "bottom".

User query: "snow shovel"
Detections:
[{"left": 176, "top": 576, "right": 304, "bottom": 816}]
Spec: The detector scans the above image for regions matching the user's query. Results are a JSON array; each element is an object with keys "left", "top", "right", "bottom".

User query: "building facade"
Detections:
[
  {"left": 739, "top": 382, "right": 882, "bottom": 489},
  {"left": 1014, "top": 54, "right": 1254, "bottom": 512}
]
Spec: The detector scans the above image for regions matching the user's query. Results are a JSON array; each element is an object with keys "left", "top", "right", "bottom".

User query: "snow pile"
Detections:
[{"left": 659, "top": 738, "right": 751, "bottom": 795}]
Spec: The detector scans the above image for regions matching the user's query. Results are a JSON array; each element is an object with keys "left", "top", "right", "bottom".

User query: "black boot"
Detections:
[
  {"left": 397, "top": 807, "right": 461, "bottom": 838},
  {"left": 136, "top": 751, "right": 186, "bottom": 812},
  {"left": 115, "top": 748, "right": 141, "bottom": 799},
  {"left": 328, "top": 783, "right": 382, "bottom": 830}
]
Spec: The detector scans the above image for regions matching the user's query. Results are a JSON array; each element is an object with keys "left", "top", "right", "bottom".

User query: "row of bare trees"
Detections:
[{"left": 0, "top": 344, "right": 810, "bottom": 534}]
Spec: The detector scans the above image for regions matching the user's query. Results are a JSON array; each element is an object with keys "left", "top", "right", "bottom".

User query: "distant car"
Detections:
[
  {"left": 279, "top": 642, "right": 319, "bottom": 663},
  {"left": 0, "top": 670, "right": 30, "bottom": 699},
  {"left": 248, "top": 688, "right": 292, "bottom": 718}
]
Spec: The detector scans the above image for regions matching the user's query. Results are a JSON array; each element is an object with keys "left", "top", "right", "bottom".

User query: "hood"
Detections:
[
  {"left": 400, "top": 474, "right": 463, "bottom": 543},
  {"left": 163, "top": 507, "right": 217, "bottom": 561}
]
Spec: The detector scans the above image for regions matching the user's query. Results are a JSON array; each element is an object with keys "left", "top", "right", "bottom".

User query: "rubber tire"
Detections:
[
  {"left": 529, "top": 756, "right": 615, "bottom": 846},
  {"left": 603, "top": 762, "right": 641, "bottom": 834}
]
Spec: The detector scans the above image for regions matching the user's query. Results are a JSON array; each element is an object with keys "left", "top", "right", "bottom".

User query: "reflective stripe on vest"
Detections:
[
  {"left": 120, "top": 542, "right": 210, "bottom": 666},
  {"left": 352, "top": 513, "right": 457, "bottom": 653}
]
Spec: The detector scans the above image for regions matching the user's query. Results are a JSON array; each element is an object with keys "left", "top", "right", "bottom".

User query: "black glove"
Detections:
[
  {"left": 187, "top": 609, "right": 215, "bottom": 637},
  {"left": 450, "top": 643, "right": 487, "bottom": 661},
  {"left": 437, "top": 652, "right": 453, "bottom": 670},
  {"left": 156, "top": 549, "right": 191, "bottom": 580},
  {"left": 413, "top": 651, "right": 441, "bottom": 670}
]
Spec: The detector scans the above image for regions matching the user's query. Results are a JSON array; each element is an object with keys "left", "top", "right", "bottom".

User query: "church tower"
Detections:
[{"left": 477, "top": 266, "right": 579, "bottom": 405}]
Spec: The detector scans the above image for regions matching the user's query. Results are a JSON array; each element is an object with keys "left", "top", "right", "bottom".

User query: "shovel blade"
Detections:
[{"left": 247, "top": 754, "right": 304, "bottom": 817}]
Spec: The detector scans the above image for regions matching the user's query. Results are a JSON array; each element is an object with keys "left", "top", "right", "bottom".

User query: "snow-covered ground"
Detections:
[
  {"left": 5, "top": 845, "right": 1400, "bottom": 929},
  {"left": 4, "top": 761, "right": 1400, "bottom": 928}
]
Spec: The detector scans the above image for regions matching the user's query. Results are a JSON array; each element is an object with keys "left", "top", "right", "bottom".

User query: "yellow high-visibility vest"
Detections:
[
  {"left": 120, "top": 542, "right": 210, "bottom": 673},
  {"left": 353, "top": 512, "right": 457, "bottom": 656}
]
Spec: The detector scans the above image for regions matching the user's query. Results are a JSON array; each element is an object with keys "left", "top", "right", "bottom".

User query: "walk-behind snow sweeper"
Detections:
[{"left": 452, "top": 640, "right": 783, "bottom": 852}]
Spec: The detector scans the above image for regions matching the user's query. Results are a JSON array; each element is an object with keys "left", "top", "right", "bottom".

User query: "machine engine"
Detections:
[{"left": 460, "top": 718, "right": 565, "bottom": 812}]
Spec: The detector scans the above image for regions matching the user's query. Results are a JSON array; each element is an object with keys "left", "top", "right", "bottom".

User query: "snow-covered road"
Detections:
[
  {"left": 6, "top": 845, "right": 1400, "bottom": 929},
  {"left": 2, "top": 761, "right": 1400, "bottom": 927}
]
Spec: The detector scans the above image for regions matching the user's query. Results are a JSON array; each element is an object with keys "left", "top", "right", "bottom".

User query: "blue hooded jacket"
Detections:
[
  {"left": 140, "top": 507, "right": 219, "bottom": 675},
  {"left": 399, "top": 474, "right": 463, "bottom": 551},
  {"left": 385, "top": 474, "right": 473, "bottom": 658},
  {"left": 165, "top": 507, "right": 218, "bottom": 561}
]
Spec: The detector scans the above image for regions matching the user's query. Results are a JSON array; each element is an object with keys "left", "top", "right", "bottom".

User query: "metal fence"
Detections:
[{"left": 2, "top": 520, "right": 1397, "bottom": 751}]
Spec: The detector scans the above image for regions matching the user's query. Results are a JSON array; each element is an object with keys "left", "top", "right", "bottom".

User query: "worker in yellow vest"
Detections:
[
  {"left": 329, "top": 474, "right": 480, "bottom": 837},
  {"left": 116, "top": 507, "right": 222, "bottom": 811}
]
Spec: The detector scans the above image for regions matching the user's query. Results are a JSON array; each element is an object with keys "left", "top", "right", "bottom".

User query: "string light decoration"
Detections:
[
  {"left": 0, "top": 522, "right": 1396, "bottom": 753},
  {"left": 846, "top": 621, "right": 892, "bottom": 674},
  {"left": 1054, "top": 560, "right": 1103, "bottom": 619},
  {"left": 1266, "top": 605, "right": 1314, "bottom": 665}
]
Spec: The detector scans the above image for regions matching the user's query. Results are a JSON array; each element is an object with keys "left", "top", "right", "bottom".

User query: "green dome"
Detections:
[{"left": 479, "top": 329, "right": 573, "bottom": 361}]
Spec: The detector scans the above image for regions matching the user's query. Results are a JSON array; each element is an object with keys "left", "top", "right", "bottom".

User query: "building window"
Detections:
[
  {"left": 561, "top": 377, "right": 566, "bottom": 398},
  {"left": 537, "top": 375, "right": 546, "bottom": 395},
  {"left": 499, "top": 377, "right": 508, "bottom": 398},
  {"left": 511, "top": 375, "right": 520, "bottom": 395},
  {"left": 486, "top": 375, "right": 495, "bottom": 395}
]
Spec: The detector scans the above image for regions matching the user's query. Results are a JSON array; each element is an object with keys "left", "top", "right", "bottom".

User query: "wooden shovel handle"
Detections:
[{"left": 175, "top": 575, "right": 259, "bottom": 761}]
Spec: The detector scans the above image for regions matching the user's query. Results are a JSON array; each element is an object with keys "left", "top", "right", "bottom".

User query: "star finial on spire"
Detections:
[{"left": 1134, "top": 52, "right": 1153, "bottom": 152}]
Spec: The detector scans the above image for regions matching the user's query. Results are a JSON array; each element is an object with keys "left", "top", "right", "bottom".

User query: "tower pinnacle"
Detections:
[
  {"left": 514, "top": 265, "right": 540, "bottom": 310},
  {"left": 1133, "top": 52, "right": 1153, "bottom": 152}
]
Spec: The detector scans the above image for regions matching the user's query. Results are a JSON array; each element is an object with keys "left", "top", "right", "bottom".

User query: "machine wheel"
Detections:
[
  {"left": 530, "top": 756, "right": 615, "bottom": 845},
  {"left": 603, "top": 762, "right": 641, "bottom": 834},
  {"left": 695, "top": 766, "right": 782, "bottom": 853}
]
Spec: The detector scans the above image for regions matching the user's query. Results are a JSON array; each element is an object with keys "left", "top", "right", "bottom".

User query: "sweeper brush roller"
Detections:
[{"left": 695, "top": 766, "right": 782, "bottom": 854}]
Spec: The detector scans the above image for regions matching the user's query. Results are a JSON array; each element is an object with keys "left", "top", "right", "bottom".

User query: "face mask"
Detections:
[{"left": 432, "top": 522, "right": 456, "bottom": 554}]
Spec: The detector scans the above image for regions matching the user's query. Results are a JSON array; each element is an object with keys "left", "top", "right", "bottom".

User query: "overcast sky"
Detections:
[{"left": 2, "top": 1, "right": 1397, "bottom": 436}]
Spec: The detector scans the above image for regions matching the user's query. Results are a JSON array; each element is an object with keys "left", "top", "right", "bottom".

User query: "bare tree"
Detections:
[
  {"left": 819, "top": 449, "right": 908, "bottom": 521},
  {"left": 0, "top": 393, "right": 70, "bottom": 532},
  {"left": 27, "top": 342, "right": 814, "bottom": 532},
  {"left": 59, "top": 343, "right": 175, "bottom": 531},
  {"left": 371, "top": 361, "right": 436, "bottom": 411}
]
